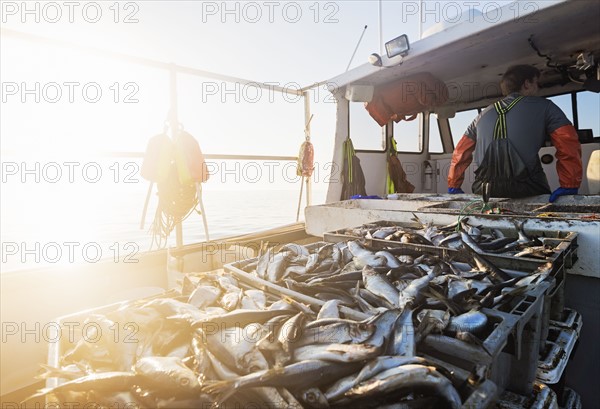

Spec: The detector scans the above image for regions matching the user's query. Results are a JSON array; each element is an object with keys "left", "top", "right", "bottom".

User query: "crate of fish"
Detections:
[
  {"left": 37, "top": 264, "right": 509, "bottom": 409},
  {"left": 323, "top": 218, "right": 577, "bottom": 268},
  {"left": 323, "top": 218, "right": 575, "bottom": 344},
  {"left": 225, "top": 239, "right": 555, "bottom": 397}
]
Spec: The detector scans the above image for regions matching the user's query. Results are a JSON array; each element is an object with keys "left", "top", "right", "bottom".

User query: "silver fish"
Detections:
[
  {"left": 398, "top": 273, "right": 434, "bottom": 310},
  {"left": 345, "top": 364, "right": 462, "bottom": 409},
  {"left": 324, "top": 356, "right": 427, "bottom": 401},
  {"left": 293, "top": 343, "right": 380, "bottom": 363},
  {"left": 24, "top": 372, "right": 139, "bottom": 402},
  {"left": 134, "top": 356, "right": 202, "bottom": 397},
  {"left": 348, "top": 241, "right": 387, "bottom": 268},
  {"left": 187, "top": 285, "right": 221, "bottom": 309},
  {"left": 375, "top": 250, "right": 402, "bottom": 268},
  {"left": 447, "top": 310, "right": 487, "bottom": 334},
  {"left": 300, "top": 387, "right": 329, "bottom": 408},
  {"left": 317, "top": 299, "right": 341, "bottom": 320},
  {"left": 363, "top": 265, "right": 400, "bottom": 307},
  {"left": 389, "top": 308, "right": 415, "bottom": 356},
  {"left": 202, "top": 360, "right": 361, "bottom": 405}
]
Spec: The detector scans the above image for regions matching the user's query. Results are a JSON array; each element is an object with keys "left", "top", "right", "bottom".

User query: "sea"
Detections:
[{"left": 0, "top": 157, "right": 329, "bottom": 272}]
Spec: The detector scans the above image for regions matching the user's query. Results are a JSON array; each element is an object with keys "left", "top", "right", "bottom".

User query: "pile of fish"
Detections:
[
  {"left": 28, "top": 231, "right": 553, "bottom": 408},
  {"left": 334, "top": 216, "right": 558, "bottom": 260}
]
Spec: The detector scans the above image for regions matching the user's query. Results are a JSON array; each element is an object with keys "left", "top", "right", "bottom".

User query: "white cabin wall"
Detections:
[
  {"left": 325, "top": 94, "right": 348, "bottom": 203},
  {"left": 540, "top": 143, "right": 600, "bottom": 194}
]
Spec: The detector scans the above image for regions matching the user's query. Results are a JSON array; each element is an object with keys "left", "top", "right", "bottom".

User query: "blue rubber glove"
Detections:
[
  {"left": 448, "top": 188, "right": 464, "bottom": 194},
  {"left": 549, "top": 187, "right": 578, "bottom": 203},
  {"left": 350, "top": 195, "right": 383, "bottom": 200}
]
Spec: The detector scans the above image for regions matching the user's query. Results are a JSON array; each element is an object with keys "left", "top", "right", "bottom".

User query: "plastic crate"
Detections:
[
  {"left": 496, "top": 382, "right": 559, "bottom": 409},
  {"left": 324, "top": 220, "right": 576, "bottom": 355},
  {"left": 536, "top": 326, "right": 580, "bottom": 384},
  {"left": 420, "top": 282, "right": 550, "bottom": 396}
]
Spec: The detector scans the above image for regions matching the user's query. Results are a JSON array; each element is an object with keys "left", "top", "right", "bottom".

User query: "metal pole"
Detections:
[
  {"left": 304, "top": 93, "right": 312, "bottom": 208},
  {"left": 196, "top": 183, "right": 210, "bottom": 241},
  {"left": 169, "top": 66, "right": 183, "bottom": 249},
  {"left": 379, "top": 0, "right": 383, "bottom": 55}
]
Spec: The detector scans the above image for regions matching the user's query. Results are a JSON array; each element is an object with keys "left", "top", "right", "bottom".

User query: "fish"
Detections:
[
  {"left": 344, "top": 364, "right": 462, "bottom": 409},
  {"left": 300, "top": 387, "right": 330, "bottom": 408},
  {"left": 388, "top": 308, "right": 416, "bottom": 356},
  {"left": 278, "top": 312, "right": 306, "bottom": 356},
  {"left": 202, "top": 360, "right": 362, "bottom": 406},
  {"left": 316, "top": 300, "right": 341, "bottom": 320},
  {"left": 296, "top": 321, "right": 375, "bottom": 347},
  {"left": 513, "top": 220, "right": 530, "bottom": 243},
  {"left": 348, "top": 241, "right": 387, "bottom": 268},
  {"left": 192, "top": 308, "right": 293, "bottom": 330},
  {"left": 267, "top": 251, "right": 292, "bottom": 282},
  {"left": 459, "top": 246, "right": 513, "bottom": 283},
  {"left": 478, "top": 237, "right": 517, "bottom": 251},
  {"left": 446, "top": 310, "right": 488, "bottom": 334},
  {"left": 293, "top": 343, "right": 380, "bottom": 363},
  {"left": 362, "top": 265, "right": 400, "bottom": 308},
  {"left": 401, "top": 233, "right": 434, "bottom": 246},
  {"left": 23, "top": 372, "right": 140, "bottom": 402},
  {"left": 134, "top": 356, "right": 202, "bottom": 397},
  {"left": 363, "top": 309, "right": 402, "bottom": 350},
  {"left": 324, "top": 355, "right": 427, "bottom": 402},
  {"left": 256, "top": 247, "right": 272, "bottom": 279},
  {"left": 398, "top": 273, "right": 434, "bottom": 310},
  {"left": 372, "top": 226, "right": 402, "bottom": 239},
  {"left": 375, "top": 250, "right": 402, "bottom": 268},
  {"left": 240, "top": 289, "right": 267, "bottom": 310}
]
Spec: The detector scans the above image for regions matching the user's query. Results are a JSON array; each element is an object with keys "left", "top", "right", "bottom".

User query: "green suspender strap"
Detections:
[
  {"left": 386, "top": 136, "right": 398, "bottom": 194},
  {"left": 493, "top": 96, "right": 524, "bottom": 140},
  {"left": 343, "top": 138, "right": 355, "bottom": 183}
]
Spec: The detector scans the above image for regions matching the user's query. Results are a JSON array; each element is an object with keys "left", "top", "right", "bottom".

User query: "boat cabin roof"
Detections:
[{"left": 329, "top": 0, "right": 600, "bottom": 112}]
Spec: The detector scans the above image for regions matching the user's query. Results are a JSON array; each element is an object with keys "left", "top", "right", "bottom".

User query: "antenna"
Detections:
[{"left": 346, "top": 25, "right": 368, "bottom": 72}]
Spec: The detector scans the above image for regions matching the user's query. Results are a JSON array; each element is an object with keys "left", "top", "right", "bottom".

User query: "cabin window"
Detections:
[
  {"left": 577, "top": 91, "right": 600, "bottom": 136},
  {"left": 393, "top": 114, "right": 422, "bottom": 153},
  {"left": 349, "top": 102, "right": 386, "bottom": 151},
  {"left": 428, "top": 115, "right": 444, "bottom": 153},
  {"left": 548, "top": 94, "right": 574, "bottom": 123},
  {"left": 449, "top": 109, "right": 478, "bottom": 148}
]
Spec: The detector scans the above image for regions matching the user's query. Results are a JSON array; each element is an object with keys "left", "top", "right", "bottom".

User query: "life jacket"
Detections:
[
  {"left": 297, "top": 140, "right": 314, "bottom": 177},
  {"left": 472, "top": 97, "right": 550, "bottom": 198},
  {"left": 141, "top": 131, "right": 209, "bottom": 184}
]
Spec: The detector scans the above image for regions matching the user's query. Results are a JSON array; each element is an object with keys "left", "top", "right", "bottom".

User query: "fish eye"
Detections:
[{"left": 180, "top": 378, "right": 190, "bottom": 385}]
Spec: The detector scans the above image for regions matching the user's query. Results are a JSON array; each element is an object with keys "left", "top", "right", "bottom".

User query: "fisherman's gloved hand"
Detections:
[
  {"left": 448, "top": 188, "right": 464, "bottom": 194},
  {"left": 549, "top": 187, "right": 578, "bottom": 203}
]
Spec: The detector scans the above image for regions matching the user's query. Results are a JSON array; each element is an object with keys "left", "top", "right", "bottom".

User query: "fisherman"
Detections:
[{"left": 447, "top": 64, "right": 582, "bottom": 202}]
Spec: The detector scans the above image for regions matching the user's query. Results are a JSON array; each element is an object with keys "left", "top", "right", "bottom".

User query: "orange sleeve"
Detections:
[
  {"left": 550, "top": 125, "right": 582, "bottom": 188},
  {"left": 448, "top": 135, "right": 476, "bottom": 189}
]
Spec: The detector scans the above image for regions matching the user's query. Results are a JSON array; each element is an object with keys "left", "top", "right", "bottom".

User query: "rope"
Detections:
[
  {"left": 149, "top": 168, "right": 200, "bottom": 250},
  {"left": 455, "top": 199, "right": 493, "bottom": 231}
]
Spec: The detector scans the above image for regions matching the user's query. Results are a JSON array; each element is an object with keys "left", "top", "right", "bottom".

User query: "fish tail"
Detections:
[
  {"left": 202, "top": 380, "right": 236, "bottom": 406},
  {"left": 21, "top": 387, "right": 54, "bottom": 403}
]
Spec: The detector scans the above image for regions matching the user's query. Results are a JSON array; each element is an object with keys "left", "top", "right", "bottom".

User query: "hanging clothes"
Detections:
[
  {"left": 340, "top": 138, "right": 367, "bottom": 200},
  {"left": 387, "top": 136, "right": 415, "bottom": 194}
]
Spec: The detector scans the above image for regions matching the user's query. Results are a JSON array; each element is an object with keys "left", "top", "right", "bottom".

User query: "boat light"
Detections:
[
  {"left": 368, "top": 53, "right": 383, "bottom": 67},
  {"left": 385, "top": 34, "right": 410, "bottom": 58}
]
